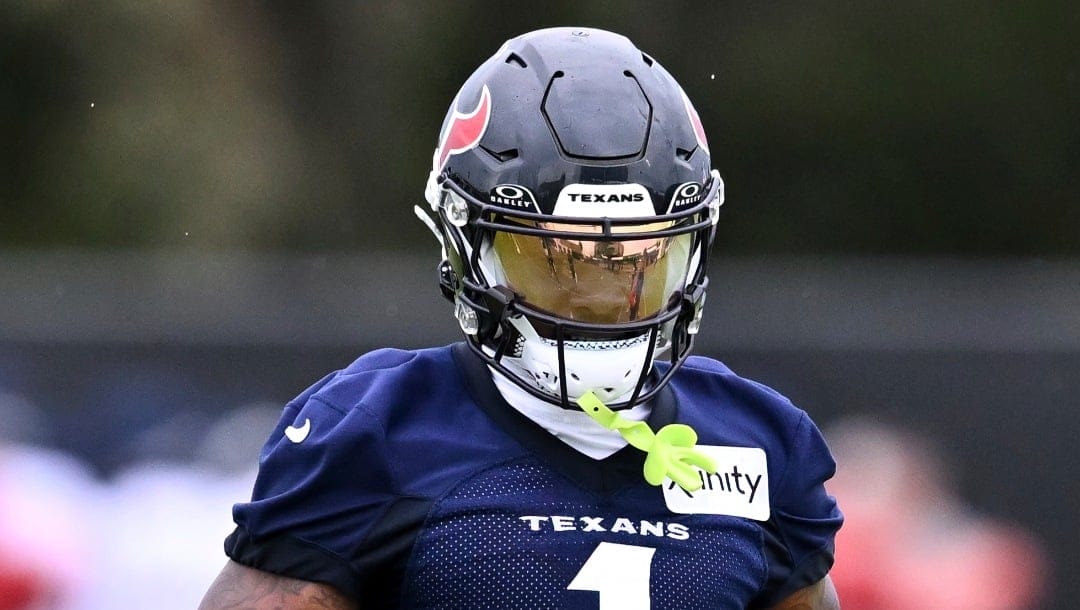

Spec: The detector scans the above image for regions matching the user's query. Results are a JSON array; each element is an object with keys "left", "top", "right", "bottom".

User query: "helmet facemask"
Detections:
[{"left": 420, "top": 172, "right": 722, "bottom": 410}]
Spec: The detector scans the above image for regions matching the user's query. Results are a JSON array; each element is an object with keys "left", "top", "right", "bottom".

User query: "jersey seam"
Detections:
[
  {"left": 768, "top": 411, "right": 809, "bottom": 574},
  {"left": 283, "top": 530, "right": 362, "bottom": 574},
  {"left": 305, "top": 395, "right": 402, "bottom": 488},
  {"left": 307, "top": 393, "right": 407, "bottom": 530},
  {"left": 397, "top": 454, "right": 534, "bottom": 599},
  {"left": 229, "top": 524, "right": 364, "bottom": 594},
  {"left": 310, "top": 394, "right": 412, "bottom": 597},
  {"left": 335, "top": 349, "right": 421, "bottom": 377},
  {"left": 760, "top": 545, "right": 835, "bottom": 606},
  {"left": 774, "top": 411, "right": 808, "bottom": 502},
  {"left": 752, "top": 519, "right": 770, "bottom": 607},
  {"left": 357, "top": 399, "right": 403, "bottom": 494},
  {"left": 308, "top": 393, "right": 350, "bottom": 416}
]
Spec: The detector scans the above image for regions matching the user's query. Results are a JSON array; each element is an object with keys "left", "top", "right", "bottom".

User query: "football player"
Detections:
[{"left": 201, "top": 27, "right": 843, "bottom": 610}]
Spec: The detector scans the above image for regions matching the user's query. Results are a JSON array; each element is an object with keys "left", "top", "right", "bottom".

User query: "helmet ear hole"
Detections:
[
  {"left": 480, "top": 145, "right": 519, "bottom": 163},
  {"left": 505, "top": 52, "right": 527, "bottom": 68}
]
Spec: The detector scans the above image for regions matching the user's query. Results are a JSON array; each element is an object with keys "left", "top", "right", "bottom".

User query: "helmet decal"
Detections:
[
  {"left": 666, "top": 181, "right": 707, "bottom": 214},
  {"left": 489, "top": 184, "right": 541, "bottom": 213},
  {"left": 553, "top": 183, "right": 653, "bottom": 217},
  {"left": 436, "top": 84, "right": 492, "bottom": 172},
  {"left": 681, "top": 89, "right": 709, "bottom": 155}
]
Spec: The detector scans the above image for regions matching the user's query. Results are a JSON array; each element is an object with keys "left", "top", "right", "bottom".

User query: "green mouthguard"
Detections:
[{"left": 577, "top": 391, "right": 717, "bottom": 492}]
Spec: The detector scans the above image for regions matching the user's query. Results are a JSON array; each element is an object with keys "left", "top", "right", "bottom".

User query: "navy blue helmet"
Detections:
[{"left": 418, "top": 27, "right": 724, "bottom": 409}]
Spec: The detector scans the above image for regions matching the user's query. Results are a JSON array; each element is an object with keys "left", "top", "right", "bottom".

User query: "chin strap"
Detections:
[{"left": 576, "top": 391, "right": 717, "bottom": 492}]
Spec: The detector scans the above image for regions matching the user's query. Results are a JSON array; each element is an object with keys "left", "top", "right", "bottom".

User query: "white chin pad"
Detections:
[{"left": 517, "top": 333, "right": 653, "bottom": 403}]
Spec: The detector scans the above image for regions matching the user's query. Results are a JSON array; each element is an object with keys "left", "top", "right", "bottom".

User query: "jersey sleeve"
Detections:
[
  {"left": 752, "top": 411, "right": 844, "bottom": 608},
  {"left": 223, "top": 377, "right": 396, "bottom": 600}
]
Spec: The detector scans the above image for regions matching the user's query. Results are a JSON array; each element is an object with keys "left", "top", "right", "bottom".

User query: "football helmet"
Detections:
[{"left": 418, "top": 27, "right": 723, "bottom": 410}]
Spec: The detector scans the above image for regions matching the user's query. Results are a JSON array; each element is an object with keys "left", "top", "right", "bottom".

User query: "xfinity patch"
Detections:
[
  {"left": 553, "top": 183, "right": 654, "bottom": 217},
  {"left": 662, "top": 445, "right": 770, "bottom": 521}
]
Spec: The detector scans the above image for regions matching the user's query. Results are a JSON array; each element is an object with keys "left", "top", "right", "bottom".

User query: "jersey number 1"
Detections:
[{"left": 567, "top": 542, "right": 656, "bottom": 609}]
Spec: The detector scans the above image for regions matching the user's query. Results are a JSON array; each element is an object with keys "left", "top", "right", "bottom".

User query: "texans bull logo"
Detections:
[{"left": 436, "top": 85, "right": 492, "bottom": 171}]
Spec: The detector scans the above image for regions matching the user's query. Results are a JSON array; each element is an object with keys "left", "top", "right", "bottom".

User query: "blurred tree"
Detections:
[{"left": 1, "top": 1, "right": 1077, "bottom": 255}]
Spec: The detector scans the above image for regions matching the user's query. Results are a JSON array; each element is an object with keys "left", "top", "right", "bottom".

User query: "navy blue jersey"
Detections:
[{"left": 225, "top": 343, "right": 842, "bottom": 609}]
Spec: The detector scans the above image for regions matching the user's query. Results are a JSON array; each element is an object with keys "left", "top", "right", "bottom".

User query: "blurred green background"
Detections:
[
  {"left": 2, "top": 2, "right": 1077, "bottom": 609},
  {"left": 3, "top": 1, "right": 1077, "bottom": 255}
]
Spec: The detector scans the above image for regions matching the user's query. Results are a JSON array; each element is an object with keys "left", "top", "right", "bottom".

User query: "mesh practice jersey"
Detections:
[{"left": 225, "top": 343, "right": 842, "bottom": 609}]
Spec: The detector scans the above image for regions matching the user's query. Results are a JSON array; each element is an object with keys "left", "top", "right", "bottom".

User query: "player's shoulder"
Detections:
[
  {"left": 302, "top": 344, "right": 459, "bottom": 414},
  {"left": 672, "top": 354, "right": 838, "bottom": 511},
  {"left": 671, "top": 355, "right": 815, "bottom": 450},
  {"left": 263, "top": 344, "right": 466, "bottom": 458},
  {"left": 251, "top": 344, "right": 470, "bottom": 485},
  {"left": 677, "top": 354, "right": 803, "bottom": 417}
]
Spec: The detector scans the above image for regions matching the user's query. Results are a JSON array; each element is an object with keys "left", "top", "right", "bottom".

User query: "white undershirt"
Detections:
[{"left": 490, "top": 368, "right": 653, "bottom": 460}]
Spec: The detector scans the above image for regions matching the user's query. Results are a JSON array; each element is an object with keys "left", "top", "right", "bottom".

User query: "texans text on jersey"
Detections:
[{"left": 519, "top": 515, "right": 690, "bottom": 540}]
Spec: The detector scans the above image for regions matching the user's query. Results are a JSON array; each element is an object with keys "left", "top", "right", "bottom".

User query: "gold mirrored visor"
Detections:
[{"left": 491, "top": 221, "right": 693, "bottom": 325}]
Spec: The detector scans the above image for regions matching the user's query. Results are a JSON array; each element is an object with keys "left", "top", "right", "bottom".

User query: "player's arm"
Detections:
[
  {"left": 199, "top": 560, "right": 356, "bottom": 610},
  {"left": 767, "top": 575, "right": 840, "bottom": 610}
]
